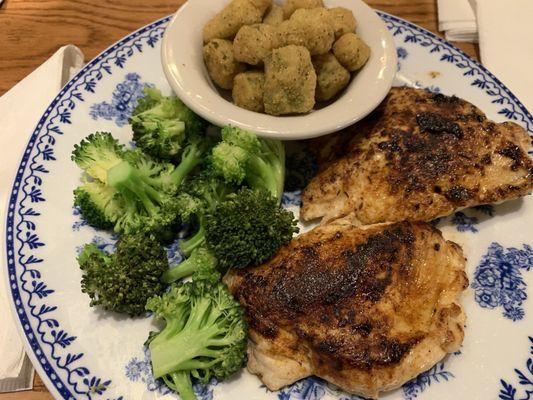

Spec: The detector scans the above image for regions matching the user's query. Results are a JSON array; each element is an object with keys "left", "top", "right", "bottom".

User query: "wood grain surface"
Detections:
[{"left": 0, "top": 0, "right": 478, "bottom": 398}]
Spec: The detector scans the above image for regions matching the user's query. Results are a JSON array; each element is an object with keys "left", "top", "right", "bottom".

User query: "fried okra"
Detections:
[
  {"left": 278, "top": 8, "right": 334, "bottom": 55},
  {"left": 281, "top": 0, "right": 324, "bottom": 18},
  {"left": 333, "top": 32, "right": 370, "bottom": 71},
  {"left": 263, "top": 45, "right": 316, "bottom": 115},
  {"left": 328, "top": 7, "right": 357, "bottom": 38},
  {"left": 263, "top": 4, "right": 284, "bottom": 26},
  {"left": 233, "top": 24, "right": 279, "bottom": 65},
  {"left": 203, "top": 39, "right": 246, "bottom": 89},
  {"left": 313, "top": 52, "right": 350, "bottom": 101},
  {"left": 232, "top": 71, "right": 265, "bottom": 112},
  {"left": 203, "top": 0, "right": 272, "bottom": 43}
]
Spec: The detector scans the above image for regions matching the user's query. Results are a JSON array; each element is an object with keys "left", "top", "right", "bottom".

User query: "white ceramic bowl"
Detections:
[{"left": 161, "top": 0, "right": 397, "bottom": 140}]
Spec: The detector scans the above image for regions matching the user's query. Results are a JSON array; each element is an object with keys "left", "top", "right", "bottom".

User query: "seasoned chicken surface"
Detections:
[
  {"left": 225, "top": 221, "right": 468, "bottom": 398},
  {"left": 301, "top": 87, "right": 533, "bottom": 223}
]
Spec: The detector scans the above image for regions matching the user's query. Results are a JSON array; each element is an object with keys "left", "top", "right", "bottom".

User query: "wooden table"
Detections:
[{"left": 0, "top": 0, "right": 478, "bottom": 398}]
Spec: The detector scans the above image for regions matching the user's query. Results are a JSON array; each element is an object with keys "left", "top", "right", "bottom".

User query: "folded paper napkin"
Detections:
[
  {"left": 437, "top": 0, "right": 478, "bottom": 42},
  {"left": 476, "top": 0, "right": 533, "bottom": 113},
  {"left": 0, "top": 45, "right": 84, "bottom": 392},
  {"left": 438, "top": 0, "right": 533, "bottom": 112}
]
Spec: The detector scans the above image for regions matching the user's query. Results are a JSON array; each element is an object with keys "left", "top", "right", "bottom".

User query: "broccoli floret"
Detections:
[
  {"left": 209, "top": 126, "right": 285, "bottom": 202},
  {"left": 78, "top": 234, "right": 168, "bottom": 316},
  {"left": 72, "top": 132, "right": 124, "bottom": 183},
  {"left": 162, "top": 245, "right": 219, "bottom": 284},
  {"left": 205, "top": 188, "right": 298, "bottom": 269},
  {"left": 177, "top": 174, "right": 234, "bottom": 256},
  {"left": 146, "top": 279, "right": 247, "bottom": 400},
  {"left": 72, "top": 132, "right": 209, "bottom": 235},
  {"left": 73, "top": 181, "right": 120, "bottom": 230},
  {"left": 130, "top": 88, "right": 206, "bottom": 161}
]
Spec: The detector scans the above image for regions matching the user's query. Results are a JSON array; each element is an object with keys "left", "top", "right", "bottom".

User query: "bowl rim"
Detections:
[{"left": 161, "top": 0, "right": 397, "bottom": 140}]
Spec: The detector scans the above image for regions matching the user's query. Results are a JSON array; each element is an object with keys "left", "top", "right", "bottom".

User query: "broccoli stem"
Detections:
[
  {"left": 169, "top": 142, "right": 205, "bottom": 187},
  {"left": 150, "top": 297, "right": 222, "bottom": 378},
  {"left": 162, "top": 256, "right": 200, "bottom": 283},
  {"left": 107, "top": 161, "right": 164, "bottom": 214},
  {"left": 247, "top": 157, "right": 283, "bottom": 201},
  {"left": 166, "top": 372, "right": 196, "bottom": 400},
  {"left": 180, "top": 219, "right": 206, "bottom": 257}
]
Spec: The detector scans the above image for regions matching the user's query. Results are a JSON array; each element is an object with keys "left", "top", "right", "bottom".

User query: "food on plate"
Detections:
[
  {"left": 175, "top": 173, "right": 234, "bottom": 257},
  {"left": 281, "top": 0, "right": 323, "bottom": 18},
  {"left": 203, "top": 39, "right": 246, "bottom": 90},
  {"left": 72, "top": 131, "right": 210, "bottom": 236},
  {"left": 203, "top": 0, "right": 272, "bottom": 43},
  {"left": 225, "top": 220, "right": 468, "bottom": 398},
  {"left": 329, "top": 7, "right": 357, "bottom": 38},
  {"left": 146, "top": 279, "right": 248, "bottom": 400},
  {"left": 313, "top": 51, "right": 351, "bottom": 101},
  {"left": 71, "top": 87, "right": 306, "bottom": 399},
  {"left": 210, "top": 125, "right": 286, "bottom": 201},
  {"left": 263, "top": 45, "right": 317, "bottom": 115},
  {"left": 263, "top": 4, "right": 284, "bottom": 25},
  {"left": 332, "top": 32, "right": 371, "bottom": 71},
  {"left": 163, "top": 245, "right": 218, "bottom": 283},
  {"left": 301, "top": 87, "right": 533, "bottom": 223},
  {"left": 232, "top": 71, "right": 265, "bottom": 112},
  {"left": 77, "top": 234, "right": 168, "bottom": 316},
  {"left": 165, "top": 187, "right": 298, "bottom": 282},
  {"left": 233, "top": 24, "right": 279, "bottom": 65},
  {"left": 279, "top": 8, "right": 335, "bottom": 56},
  {"left": 205, "top": 188, "right": 298, "bottom": 269},
  {"left": 129, "top": 87, "right": 206, "bottom": 161},
  {"left": 201, "top": 0, "right": 370, "bottom": 115}
]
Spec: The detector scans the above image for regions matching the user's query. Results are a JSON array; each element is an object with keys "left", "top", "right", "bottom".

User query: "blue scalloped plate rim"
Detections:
[{"left": 4, "top": 11, "right": 532, "bottom": 400}]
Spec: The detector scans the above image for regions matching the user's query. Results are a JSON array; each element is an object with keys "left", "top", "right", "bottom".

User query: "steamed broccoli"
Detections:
[
  {"left": 176, "top": 174, "right": 233, "bottom": 256},
  {"left": 162, "top": 245, "right": 219, "bottom": 284},
  {"left": 73, "top": 181, "right": 120, "bottom": 230},
  {"left": 205, "top": 188, "right": 299, "bottom": 269},
  {"left": 209, "top": 126, "right": 285, "bottom": 202},
  {"left": 146, "top": 279, "right": 247, "bottom": 400},
  {"left": 78, "top": 234, "right": 168, "bottom": 316},
  {"left": 130, "top": 87, "right": 206, "bottom": 161},
  {"left": 169, "top": 188, "right": 299, "bottom": 277},
  {"left": 72, "top": 132, "right": 209, "bottom": 235}
]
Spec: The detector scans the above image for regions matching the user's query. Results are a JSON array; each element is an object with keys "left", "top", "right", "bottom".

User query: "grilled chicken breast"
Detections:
[
  {"left": 225, "top": 221, "right": 468, "bottom": 399},
  {"left": 301, "top": 87, "right": 533, "bottom": 224}
]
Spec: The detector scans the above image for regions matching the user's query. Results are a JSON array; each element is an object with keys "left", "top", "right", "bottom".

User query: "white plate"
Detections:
[
  {"left": 161, "top": 0, "right": 396, "bottom": 140},
  {"left": 4, "top": 12, "right": 533, "bottom": 400}
]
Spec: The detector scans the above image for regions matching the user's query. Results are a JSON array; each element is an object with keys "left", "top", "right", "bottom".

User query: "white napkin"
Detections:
[
  {"left": 476, "top": 0, "right": 533, "bottom": 112},
  {"left": 0, "top": 45, "right": 84, "bottom": 392},
  {"left": 437, "top": 0, "right": 478, "bottom": 42}
]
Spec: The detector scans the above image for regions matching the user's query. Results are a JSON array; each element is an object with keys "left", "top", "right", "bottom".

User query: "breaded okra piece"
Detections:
[
  {"left": 328, "top": 7, "right": 357, "bottom": 38},
  {"left": 232, "top": 71, "right": 265, "bottom": 112},
  {"left": 313, "top": 52, "right": 350, "bottom": 101},
  {"left": 333, "top": 32, "right": 370, "bottom": 71},
  {"left": 203, "top": 39, "right": 246, "bottom": 89},
  {"left": 281, "top": 0, "right": 324, "bottom": 18},
  {"left": 263, "top": 4, "right": 284, "bottom": 26},
  {"left": 263, "top": 45, "right": 316, "bottom": 115},
  {"left": 278, "top": 8, "right": 334, "bottom": 55},
  {"left": 233, "top": 24, "right": 279, "bottom": 65},
  {"left": 203, "top": 0, "right": 272, "bottom": 43}
]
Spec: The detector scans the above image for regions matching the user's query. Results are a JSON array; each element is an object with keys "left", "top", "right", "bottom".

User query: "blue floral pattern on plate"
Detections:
[
  {"left": 472, "top": 243, "right": 532, "bottom": 321},
  {"left": 499, "top": 337, "right": 533, "bottom": 400},
  {"left": 89, "top": 72, "right": 153, "bottom": 127},
  {"left": 402, "top": 361, "right": 455, "bottom": 400}
]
